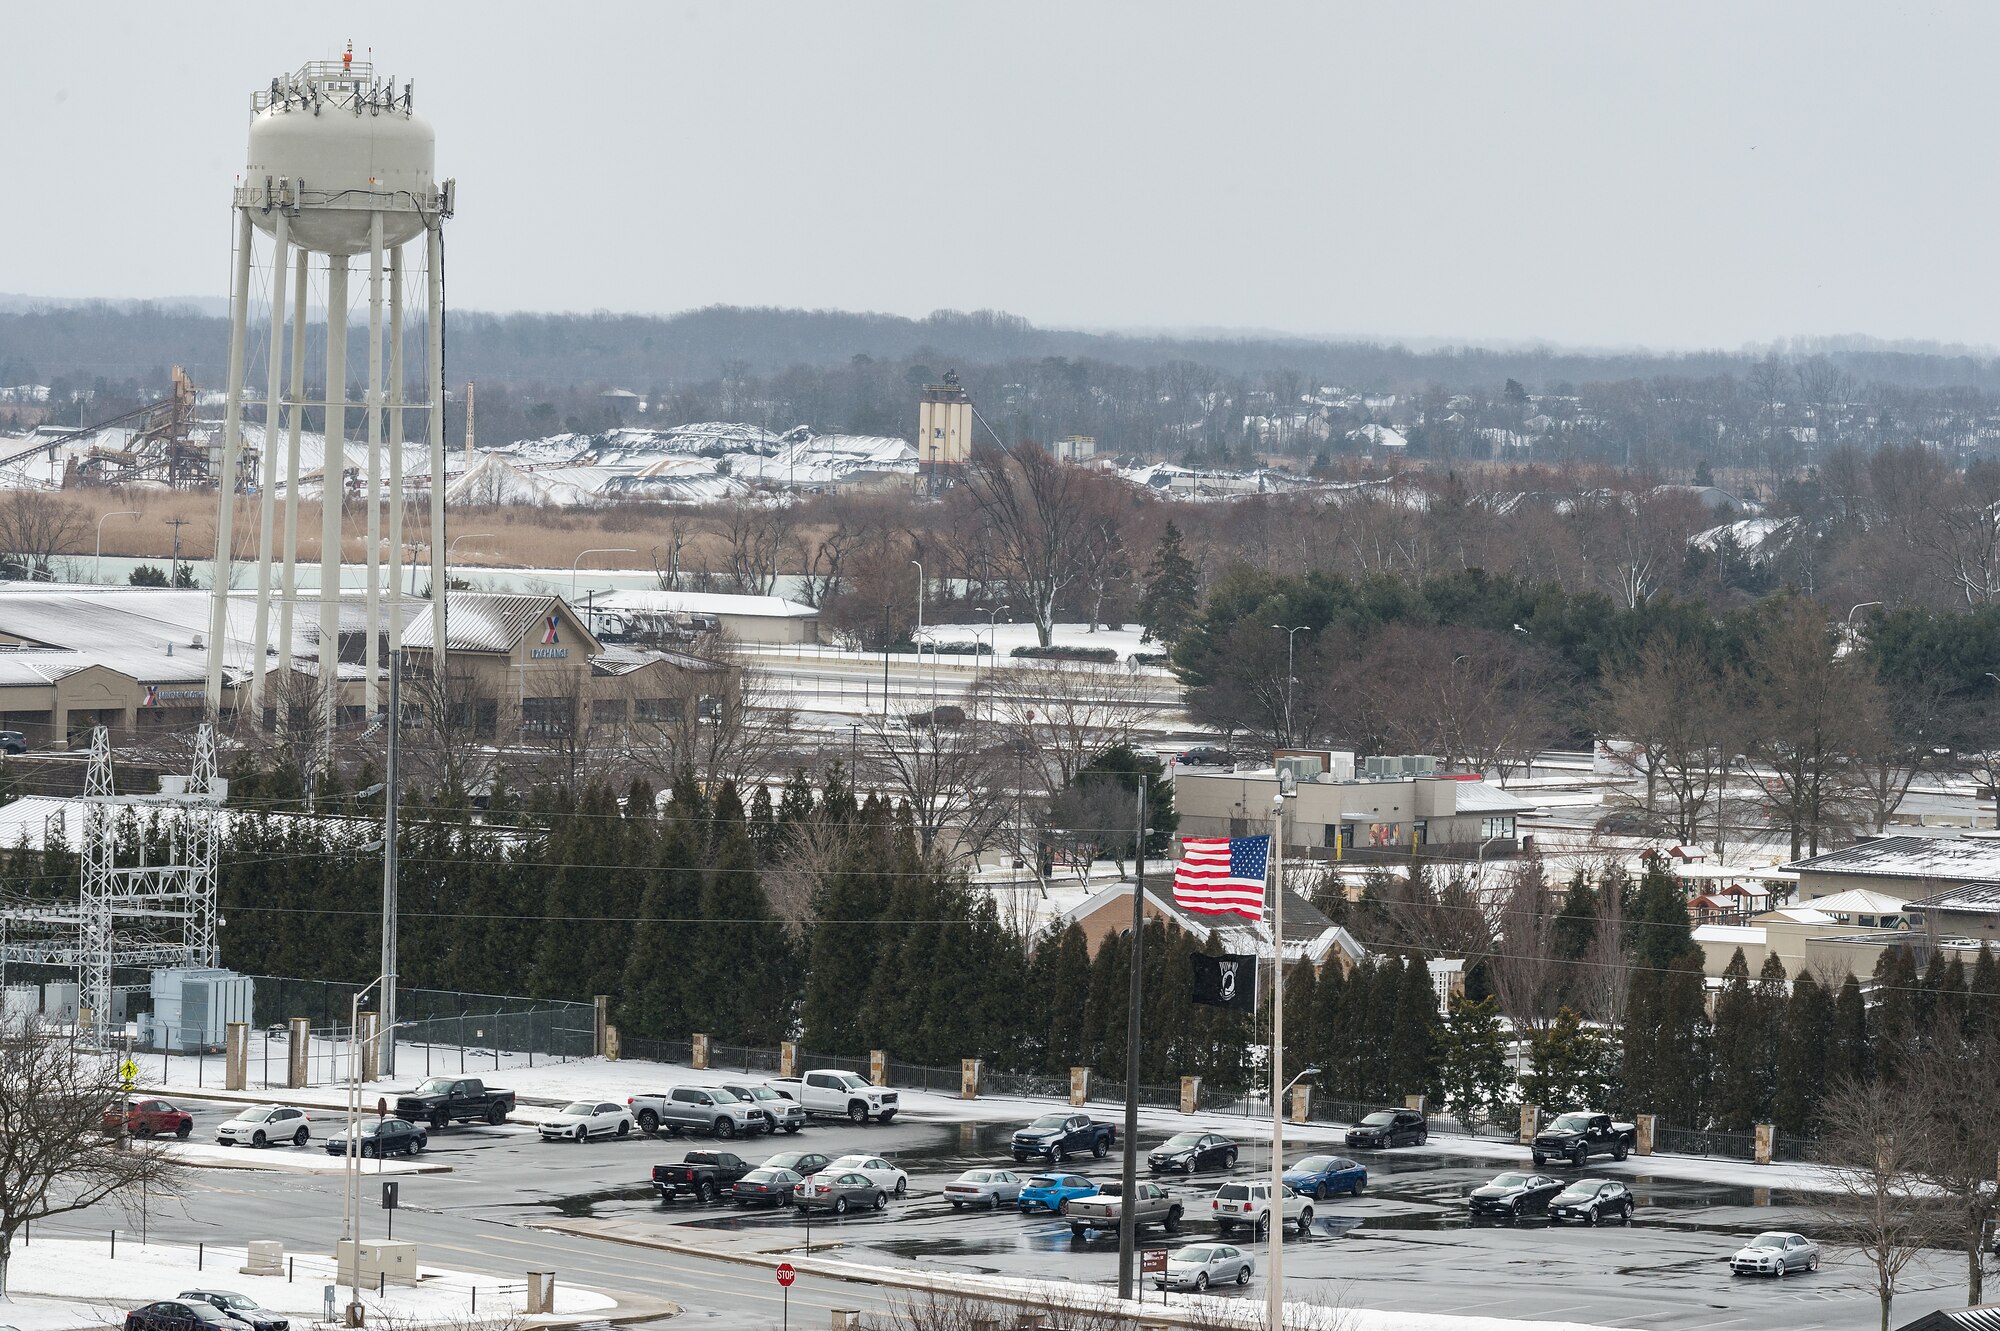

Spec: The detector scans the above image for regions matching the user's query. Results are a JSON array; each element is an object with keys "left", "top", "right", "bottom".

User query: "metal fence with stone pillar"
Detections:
[
  {"left": 870, "top": 1050, "right": 888, "bottom": 1087},
  {"left": 1518, "top": 1105, "right": 1540, "bottom": 1145},
  {"left": 1636, "top": 1114, "right": 1655, "bottom": 1156},
  {"left": 225, "top": 1022, "right": 248, "bottom": 1091},
  {"left": 593, "top": 996, "right": 609, "bottom": 1056},
  {"left": 1179, "top": 1076, "right": 1201, "bottom": 1114},
  {"left": 1289, "top": 1083, "right": 1311, "bottom": 1123},
  {"left": 961, "top": 1058, "right": 982, "bottom": 1099},
  {"left": 606, "top": 1026, "right": 621, "bottom": 1060},
  {"left": 287, "top": 1017, "right": 310, "bottom": 1088},
  {"left": 1070, "top": 1067, "right": 1090, "bottom": 1107},
  {"left": 1404, "top": 1093, "right": 1427, "bottom": 1113},
  {"left": 691, "top": 1033, "right": 710, "bottom": 1070}
]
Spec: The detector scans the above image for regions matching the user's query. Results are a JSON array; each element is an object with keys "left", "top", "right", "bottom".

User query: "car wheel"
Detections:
[
  {"left": 715, "top": 1118, "right": 736, "bottom": 1140},
  {"left": 834, "top": 1198, "right": 849, "bottom": 1215},
  {"left": 1237, "top": 1266, "right": 1250, "bottom": 1286},
  {"left": 1352, "top": 1177, "right": 1366, "bottom": 1196},
  {"left": 876, "top": 1192, "right": 888, "bottom": 1209},
  {"left": 1532, "top": 1153, "right": 1545, "bottom": 1167},
  {"left": 785, "top": 1123, "right": 802, "bottom": 1134},
  {"left": 1225, "top": 1150, "right": 1238, "bottom": 1168},
  {"left": 487, "top": 1104, "right": 507, "bottom": 1126},
  {"left": 1256, "top": 1213, "right": 1269, "bottom": 1238},
  {"left": 1510, "top": 1201, "right": 1523, "bottom": 1219},
  {"left": 293, "top": 1127, "right": 310, "bottom": 1147},
  {"left": 252, "top": 1130, "right": 267, "bottom": 1147},
  {"left": 430, "top": 1112, "right": 447, "bottom": 1132},
  {"left": 1297, "top": 1208, "right": 1313, "bottom": 1234},
  {"left": 1194, "top": 1274, "right": 1208, "bottom": 1292},
  {"left": 1612, "top": 1143, "right": 1628, "bottom": 1161},
  {"left": 1622, "top": 1203, "right": 1633, "bottom": 1224},
  {"left": 617, "top": 1120, "right": 630, "bottom": 1138},
  {"left": 1586, "top": 1206, "right": 1599, "bottom": 1226},
  {"left": 1417, "top": 1132, "right": 1428, "bottom": 1146},
  {"left": 1071, "top": 1223, "right": 1086, "bottom": 1239},
  {"left": 1218, "top": 1222, "right": 1233, "bottom": 1238},
  {"left": 574, "top": 1126, "right": 588, "bottom": 1143},
  {"left": 1809, "top": 1256, "right": 1819, "bottom": 1272},
  {"left": 951, "top": 1201, "right": 963, "bottom": 1211},
  {"left": 1166, "top": 1206, "right": 1182, "bottom": 1232},
  {"left": 895, "top": 1177, "right": 907, "bottom": 1197},
  {"left": 638, "top": 1109, "right": 660, "bottom": 1134},
  {"left": 414, "top": 1133, "right": 427, "bottom": 1152},
  {"left": 363, "top": 1143, "right": 377, "bottom": 1159},
  {"left": 848, "top": 1101, "right": 868, "bottom": 1124},
  {"left": 1093, "top": 1140, "right": 1107, "bottom": 1159},
  {"left": 1057, "top": 1199, "right": 1070, "bottom": 1215},
  {"left": 1572, "top": 1147, "right": 1587, "bottom": 1168},
  {"left": 175, "top": 1121, "right": 191, "bottom": 1139}
]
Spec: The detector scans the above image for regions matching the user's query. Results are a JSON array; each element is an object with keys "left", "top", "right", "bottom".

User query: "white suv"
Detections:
[
  {"left": 768, "top": 1070, "right": 899, "bottom": 1124},
  {"left": 1211, "top": 1181, "right": 1314, "bottom": 1237}
]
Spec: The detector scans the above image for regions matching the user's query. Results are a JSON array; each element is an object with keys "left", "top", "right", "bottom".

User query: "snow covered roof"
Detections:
[
  {"left": 1760, "top": 906, "right": 1838, "bottom": 925},
  {"left": 1785, "top": 835, "right": 2000, "bottom": 882},
  {"left": 1806, "top": 888, "right": 1909, "bottom": 916},
  {"left": 445, "top": 453, "right": 605, "bottom": 508},
  {"left": 401, "top": 592, "right": 599, "bottom": 655},
  {"left": 1693, "top": 923, "right": 1764, "bottom": 946},
  {"left": 1904, "top": 881, "right": 2000, "bottom": 917},
  {"left": 593, "top": 589, "right": 818, "bottom": 620},
  {"left": 1451, "top": 781, "right": 1534, "bottom": 815},
  {"left": 1347, "top": 423, "right": 1408, "bottom": 449}
]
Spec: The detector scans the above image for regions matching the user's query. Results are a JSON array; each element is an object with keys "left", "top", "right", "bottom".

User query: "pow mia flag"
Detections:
[{"left": 1191, "top": 952, "right": 1258, "bottom": 1013}]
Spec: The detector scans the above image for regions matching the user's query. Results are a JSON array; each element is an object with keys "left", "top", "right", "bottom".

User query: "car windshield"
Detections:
[
  {"left": 213, "top": 1296, "right": 257, "bottom": 1311},
  {"left": 241, "top": 1108, "right": 278, "bottom": 1122},
  {"left": 1030, "top": 1114, "right": 1069, "bottom": 1130},
  {"left": 836, "top": 1073, "right": 868, "bottom": 1090},
  {"left": 743, "top": 1169, "right": 784, "bottom": 1182},
  {"left": 1360, "top": 1112, "right": 1395, "bottom": 1127},
  {"left": 1159, "top": 1133, "right": 1201, "bottom": 1149},
  {"left": 1491, "top": 1173, "right": 1529, "bottom": 1187},
  {"left": 562, "top": 1102, "right": 595, "bottom": 1115},
  {"left": 1749, "top": 1235, "right": 1787, "bottom": 1249},
  {"left": 1551, "top": 1114, "right": 1593, "bottom": 1131},
  {"left": 414, "top": 1079, "right": 455, "bottom": 1095},
  {"left": 767, "top": 1154, "right": 807, "bottom": 1169},
  {"left": 1293, "top": 1155, "right": 1335, "bottom": 1172},
  {"left": 1177, "top": 1247, "right": 1217, "bottom": 1263},
  {"left": 1555, "top": 1184, "right": 1592, "bottom": 1199},
  {"left": 744, "top": 1087, "right": 778, "bottom": 1101}
]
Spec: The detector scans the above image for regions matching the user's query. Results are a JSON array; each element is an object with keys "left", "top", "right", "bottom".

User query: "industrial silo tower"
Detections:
[{"left": 203, "top": 45, "right": 455, "bottom": 731}]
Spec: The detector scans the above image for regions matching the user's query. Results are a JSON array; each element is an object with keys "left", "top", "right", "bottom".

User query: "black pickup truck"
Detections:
[
  {"left": 1011, "top": 1112, "right": 1116, "bottom": 1162},
  {"left": 1531, "top": 1111, "right": 1636, "bottom": 1167},
  {"left": 653, "top": 1150, "right": 754, "bottom": 1203},
  {"left": 392, "top": 1077, "right": 516, "bottom": 1129}
]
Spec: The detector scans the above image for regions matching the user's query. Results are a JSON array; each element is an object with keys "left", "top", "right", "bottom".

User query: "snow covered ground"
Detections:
[{"left": 0, "top": 1239, "right": 614, "bottom": 1331}]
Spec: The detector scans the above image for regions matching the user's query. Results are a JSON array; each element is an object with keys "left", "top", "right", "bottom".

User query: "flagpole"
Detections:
[
  {"left": 1117, "top": 777, "right": 1147, "bottom": 1302},
  {"left": 1268, "top": 792, "right": 1286, "bottom": 1331}
]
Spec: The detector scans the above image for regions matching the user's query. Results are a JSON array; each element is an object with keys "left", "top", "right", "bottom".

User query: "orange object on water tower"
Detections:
[{"left": 342, "top": 41, "right": 352, "bottom": 72}]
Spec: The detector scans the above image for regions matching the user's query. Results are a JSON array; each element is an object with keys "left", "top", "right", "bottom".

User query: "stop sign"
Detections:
[{"left": 775, "top": 1263, "right": 796, "bottom": 1288}]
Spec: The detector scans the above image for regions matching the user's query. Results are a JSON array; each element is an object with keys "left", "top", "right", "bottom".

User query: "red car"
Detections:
[{"left": 103, "top": 1097, "right": 193, "bottom": 1138}]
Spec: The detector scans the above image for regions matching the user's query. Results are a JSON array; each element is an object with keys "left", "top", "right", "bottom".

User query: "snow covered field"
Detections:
[{"left": 0, "top": 1240, "right": 614, "bottom": 1331}]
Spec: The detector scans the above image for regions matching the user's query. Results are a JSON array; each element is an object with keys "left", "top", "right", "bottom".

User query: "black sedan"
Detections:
[
  {"left": 178, "top": 1292, "right": 288, "bottom": 1331},
  {"left": 1467, "top": 1172, "right": 1565, "bottom": 1219},
  {"left": 1548, "top": 1179, "right": 1633, "bottom": 1225},
  {"left": 324, "top": 1117, "right": 427, "bottom": 1158},
  {"left": 125, "top": 1302, "right": 243, "bottom": 1331},
  {"left": 731, "top": 1166, "right": 804, "bottom": 1207},
  {"left": 1148, "top": 1132, "right": 1238, "bottom": 1173},
  {"left": 1345, "top": 1109, "right": 1427, "bottom": 1149}
]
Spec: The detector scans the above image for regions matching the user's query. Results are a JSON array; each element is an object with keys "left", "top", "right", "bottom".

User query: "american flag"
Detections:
[{"left": 1172, "top": 835, "right": 1270, "bottom": 919}]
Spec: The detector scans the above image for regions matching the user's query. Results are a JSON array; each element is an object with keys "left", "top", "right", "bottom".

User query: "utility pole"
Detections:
[
  {"left": 1117, "top": 778, "right": 1147, "bottom": 1301},
  {"left": 379, "top": 651, "right": 401, "bottom": 1077},
  {"left": 1268, "top": 790, "right": 1289, "bottom": 1331},
  {"left": 165, "top": 516, "right": 190, "bottom": 586}
]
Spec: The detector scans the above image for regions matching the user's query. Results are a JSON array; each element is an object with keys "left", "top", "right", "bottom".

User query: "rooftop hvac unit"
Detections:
[
  {"left": 1362, "top": 756, "right": 1394, "bottom": 779},
  {"left": 1407, "top": 755, "right": 1438, "bottom": 776},
  {"left": 1275, "top": 756, "right": 1321, "bottom": 784}
]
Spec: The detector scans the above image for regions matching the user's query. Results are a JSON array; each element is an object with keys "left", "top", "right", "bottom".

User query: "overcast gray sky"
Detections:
[{"left": 3, "top": 1, "right": 1993, "bottom": 350}]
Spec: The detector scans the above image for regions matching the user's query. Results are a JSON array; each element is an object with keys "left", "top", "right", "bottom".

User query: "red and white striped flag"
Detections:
[{"left": 1172, "top": 835, "right": 1270, "bottom": 919}]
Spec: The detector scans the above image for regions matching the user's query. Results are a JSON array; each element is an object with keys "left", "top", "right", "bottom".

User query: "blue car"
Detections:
[
  {"left": 1017, "top": 1172, "right": 1098, "bottom": 1213},
  {"left": 1283, "top": 1154, "right": 1367, "bottom": 1199}
]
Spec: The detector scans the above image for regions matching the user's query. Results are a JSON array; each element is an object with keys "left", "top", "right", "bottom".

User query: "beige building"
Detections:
[
  {"left": 1783, "top": 835, "right": 2000, "bottom": 903},
  {"left": 918, "top": 371, "right": 974, "bottom": 468},
  {"left": 1171, "top": 761, "right": 1531, "bottom": 860}
]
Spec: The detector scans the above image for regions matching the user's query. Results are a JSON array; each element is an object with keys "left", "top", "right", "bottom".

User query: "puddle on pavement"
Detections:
[{"left": 548, "top": 1184, "right": 655, "bottom": 1217}]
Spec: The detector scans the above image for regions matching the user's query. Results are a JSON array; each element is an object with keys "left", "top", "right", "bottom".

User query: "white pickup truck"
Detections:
[{"left": 767, "top": 1070, "right": 899, "bottom": 1124}]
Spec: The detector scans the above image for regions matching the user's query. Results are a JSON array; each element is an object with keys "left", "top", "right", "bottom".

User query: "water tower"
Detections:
[{"left": 203, "top": 45, "right": 456, "bottom": 735}]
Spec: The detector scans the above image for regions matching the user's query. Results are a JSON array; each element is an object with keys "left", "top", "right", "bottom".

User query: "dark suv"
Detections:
[
  {"left": 1345, "top": 1108, "right": 1428, "bottom": 1149},
  {"left": 0, "top": 731, "right": 24, "bottom": 755}
]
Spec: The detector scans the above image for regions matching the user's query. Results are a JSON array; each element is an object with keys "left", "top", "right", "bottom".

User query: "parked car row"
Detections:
[
  {"left": 652, "top": 1146, "right": 909, "bottom": 1212},
  {"left": 125, "top": 1292, "right": 288, "bottom": 1331},
  {"left": 617, "top": 1068, "right": 893, "bottom": 1142}
]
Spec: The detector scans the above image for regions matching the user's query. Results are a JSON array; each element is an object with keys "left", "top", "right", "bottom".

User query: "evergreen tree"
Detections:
[
  {"left": 1135, "top": 521, "right": 1199, "bottom": 647},
  {"left": 1827, "top": 973, "right": 1872, "bottom": 1087},
  {"left": 687, "top": 783, "right": 791, "bottom": 1043},
  {"left": 747, "top": 782, "right": 777, "bottom": 864},
  {"left": 1629, "top": 858, "right": 1697, "bottom": 968},
  {"left": 1656, "top": 956, "right": 1711, "bottom": 1126},
  {"left": 1710, "top": 949, "right": 1761, "bottom": 1130},
  {"left": 1554, "top": 870, "right": 1597, "bottom": 960},
  {"left": 799, "top": 794, "right": 896, "bottom": 1050},
  {"left": 1389, "top": 953, "right": 1441, "bottom": 1102},
  {"left": 1283, "top": 961, "right": 1319, "bottom": 1073},
  {"left": 1872, "top": 947, "right": 1919, "bottom": 1079},
  {"left": 1311, "top": 962, "right": 1352, "bottom": 1098},
  {"left": 1521, "top": 1006, "right": 1615, "bottom": 1110},
  {"left": 1437, "top": 994, "right": 1512, "bottom": 1132},
  {"left": 1771, "top": 974, "right": 1831, "bottom": 1136},
  {"left": 1972, "top": 946, "right": 2000, "bottom": 1039},
  {"left": 1619, "top": 965, "right": 1661, "bottom": 1115}
]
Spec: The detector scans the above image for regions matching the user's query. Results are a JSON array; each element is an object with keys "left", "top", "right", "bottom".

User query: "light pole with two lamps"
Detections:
[
  {"left": 1268, "top": 770, "right": 1306, "bottom": 1331},
  {"left": 1270, "top": 625, "right": 1311, "bottom": 747}
]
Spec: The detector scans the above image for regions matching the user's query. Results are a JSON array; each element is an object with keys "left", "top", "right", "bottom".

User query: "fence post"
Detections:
[
  {"left": 225, "top": 1022, "right": 248, "bottom": 1091},
  {"left": 1289, "top": 1083, "right": 1311, "bottom": 1123},
  {"left": 1404, "top": 1093, "right": 1427, "bottom": 1114},
  {"left": 1518, "top": 1104, "right": 1539, "bottom": 1145},
  {"left": 780, "top": 1041, "right": 798, "bottom": 1079},
  {"left": 605, "top": 1025, "right": 621, "bottom": 1061},
  {"left": 1069, "top": 1067, "right": 1089, "bottom": 1107},
  {"left": 1178, "top": 1076, "right": 1201, "bottom": 1114},
  {"left": 1636, "top": 1113, "right": 1656, "bottom": 1156},
  {"left": 358, "top": 1011, "right": 380, "bottom": 1083},
  {"left": 869, "top": 1050, "right": 887, "bottom": 1087},
  {"left": 960, "top": 1058, "right": 981, "bottom": 1100},
  {"left": 593, "top": 996, "right": 609, "bottom": 1058},
  {"left": 287, "top": 1017, "right": 310, "bottom": 1089},
  {"left": 691, "top": 1033, "right": 710, "bottom": 1070},
  {"left": 1754, "top": 1121, "right": 1774, "bottom": 1166}
]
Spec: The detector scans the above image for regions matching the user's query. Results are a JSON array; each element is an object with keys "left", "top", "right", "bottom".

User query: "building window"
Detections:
[
  {"left": 591, "top": 697, "right": 627, "bottom": 726},
  {"left": 522, "top": 696, "right": 575, "bottom": 738},
  {"left": 1480, "top": 815, "right": 1516, "bottom": 840},
  {"left": 635, "top": 696, "right": 683, "bottom": 723},
  {"left": 1324, "top": 824, "right": 1354, "bottom": 851}
]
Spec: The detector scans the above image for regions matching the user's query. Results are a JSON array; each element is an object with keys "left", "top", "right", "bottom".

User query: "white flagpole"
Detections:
[{"left": 1267, "top": 801, "right": 1286, "bottom": 1331}]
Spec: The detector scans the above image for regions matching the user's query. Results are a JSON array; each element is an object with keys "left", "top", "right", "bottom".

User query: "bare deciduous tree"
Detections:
[
  {"left": 1809, "top": 1076, "right": 1941, "bottom": 1331},
  {"left": 979, "top": 658, "right": 1155, "bottom": 796},
  {"left": 860, "top": 712, "right": 1008, "bottom": 865},
  {"left": 0, "top": 491, "right": 88, "bottom": 580},
  {"left": 959, "top": 443, "right": 1130, "bottom": 647}
]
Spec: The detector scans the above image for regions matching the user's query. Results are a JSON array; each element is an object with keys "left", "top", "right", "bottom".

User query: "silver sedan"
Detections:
[
  {"left": 1158, "top": 1243, "right": 1253, "bottom": 1292},
  {"left": 945, "top": 1168, "right": 1024, "bottom": 1209},
  {"left": 1730, "top": 1231, "right": 1819, "bottom": 1276}
]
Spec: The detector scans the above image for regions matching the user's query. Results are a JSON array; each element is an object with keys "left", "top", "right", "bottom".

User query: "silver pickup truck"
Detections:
[
  {"left": 627, "top": 1086, "right": 765, "bottom": 1139},
  {"left": 1065, "top": 1180, "right": 1184, "bottom": 1238}
]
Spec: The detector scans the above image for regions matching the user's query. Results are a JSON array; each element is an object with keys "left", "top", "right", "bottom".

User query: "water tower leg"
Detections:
[
  {"left": 321, "top": 254, "right": 349, "bottom": 757},
  {"left": 205, "top": 207, "right": 255, "bottom": 718},
  {"left": 364, "top": 213, "right": 384, "bottom": 717},
  {"left": 277, "top": 250, "right": 307, "bottom": 686},
  {"left": 249, "top": 210, "right": 291, "bottom": 729},
  {"left": 387, "top": 247, "right": 404, "bottom": 652},
  {"left": 425, "top": 222, "right": 446, "bottom": 652}
]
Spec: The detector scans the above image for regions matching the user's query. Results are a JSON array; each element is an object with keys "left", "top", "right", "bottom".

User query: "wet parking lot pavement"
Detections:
[{"left": 156, "top": 1100, "right": 1973, "bottom": 1331}]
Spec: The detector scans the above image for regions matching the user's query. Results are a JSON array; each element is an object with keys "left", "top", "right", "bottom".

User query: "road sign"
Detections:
[
  {"left": 381, "top": 1181, "right": 399, "bottom": 1210},
  {"left": 1140, "top": 1249, "right": 1167, "bottom": 1275},
  {"left": 117, "top": 1059, "right": 138, "bottom": 1084},
  {"left": 376, "top": 1096, "right": 388, "bottom": 1119},
  {"left": 775, "top": 1263, "right": 796, "bottom": 1288}
]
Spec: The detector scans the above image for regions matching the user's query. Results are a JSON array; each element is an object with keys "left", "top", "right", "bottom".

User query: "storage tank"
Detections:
[
  {"left": 242, "top": 50, "right": 436, "bottom": 255},
  {"left": 0, "top": 985, "right": 37, "bottom": 1030},
  {"left": 42, "top": 981, "right": 80, "bottom": 1024}
]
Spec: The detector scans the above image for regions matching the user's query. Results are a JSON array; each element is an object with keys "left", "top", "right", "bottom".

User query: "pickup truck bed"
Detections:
[
  {"left": 1065, "top": 1180, "right": 1183, "bottom": 1238},
  {"left": 652, "top": 1151, "right": 753, "bottom": 1203}
]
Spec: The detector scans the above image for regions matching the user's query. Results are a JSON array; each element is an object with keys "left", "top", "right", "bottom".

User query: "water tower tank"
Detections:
[{"left": 242, "top": 55, "right": 436, "bottom": 255}]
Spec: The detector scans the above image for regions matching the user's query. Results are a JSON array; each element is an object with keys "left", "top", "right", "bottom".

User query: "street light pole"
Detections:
[
  {"left": 380, "top": 651, "right": 402, "bottom": 1078},
  {"left": 442, "top": 531, "right": 491, "bottom": 589},
  {"left": 1268, "top": 789, "right": 1289, "bottom": 1331},
  {"left": 95, "top": 510, "right": 139, "bottom": 583},
  {"left": 980, "top": 604, "right": 1009, "bottom": 725},
  {"left": 1116, "top": 776, "right": 1148, "bottom": 1301},
  {"left": 572, "top": 547, "right": 636, "bottom": 599},
  {"left": 910, "top": 560, "right": 932, "bottom": 711},
  {"left": 1269, "top": 625, "right": 1310, "bottom": 747}
]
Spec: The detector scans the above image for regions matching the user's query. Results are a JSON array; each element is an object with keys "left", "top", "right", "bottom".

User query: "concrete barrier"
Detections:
[
  {"left": 691, "top": 1033, "right": 711, "bottom": 1070},
  {"left": 781, "top": 1041, "right": 799, "bottom": 1079},
  {"left": 1754, "top": 1122, "right": 1774, "bottom": 1166},
  {"left": 606, "top": 1025, "right": 621, "bottom": 1061}
]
